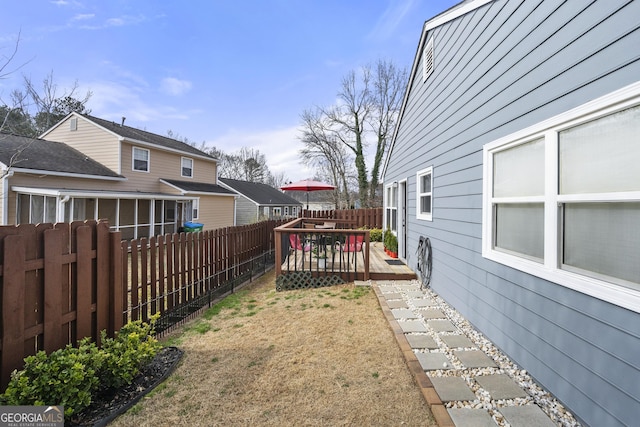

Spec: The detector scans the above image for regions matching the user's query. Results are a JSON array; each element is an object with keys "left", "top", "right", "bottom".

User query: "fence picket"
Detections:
[
  {"left": 1, "top": 217, "right": 288, "bottom": 389},
  {"left": 2, "top": 234, "right": 26, "bottom": 389},
  {"left": 76, "top": 226, "right": 92, "bottom": 341}
]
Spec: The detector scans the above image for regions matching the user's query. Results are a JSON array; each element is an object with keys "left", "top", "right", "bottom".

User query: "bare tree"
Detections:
[
  {"left": 299, "top": 107, "right": 353, "bottom": 208},
  {"left": 13, "top": 70, "right": 92, "bottom": 136},
  {"left": 299, "top": 59, "right": 407, "bottom": 208}
]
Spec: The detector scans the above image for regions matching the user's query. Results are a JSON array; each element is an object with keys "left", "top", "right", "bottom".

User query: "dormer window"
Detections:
[
  {"left": 181, "top": 157, "right": 193, "bottom": 178},
  {"left": 133, "top": 147, "right": 150, "bottom": 172}
]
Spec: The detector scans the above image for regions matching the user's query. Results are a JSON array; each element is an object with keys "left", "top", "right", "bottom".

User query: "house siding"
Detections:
[
  {"left": 385, "top": 1, "right": 640, "bottom": 426},
  {"left": 44, "top": 116, "right": 121, "bottom": 173},
  {"left": 234, "top": 195, "right": 258, "bottom": 225},
  {"left": 120, "top": 142, "right": 217, "bottom": 193},
  {"left": 198, "top": 195, "right": 235, "bottom": 230}
]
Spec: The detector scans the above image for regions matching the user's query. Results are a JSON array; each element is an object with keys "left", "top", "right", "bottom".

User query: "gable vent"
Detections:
[
  {"left": 423, "top": 36, "right": 434, "bottom": 82},
  {"left": 70, "top": 117, "right": 77, "bottom": 131}
]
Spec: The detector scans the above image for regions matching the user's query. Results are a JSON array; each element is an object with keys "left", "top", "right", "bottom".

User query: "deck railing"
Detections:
[{"left": 274, "top": 218, "right": 370, "bottom": 290}]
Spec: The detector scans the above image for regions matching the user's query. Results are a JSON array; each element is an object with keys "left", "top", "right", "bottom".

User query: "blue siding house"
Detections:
[{"left": 382, "top": 1, "right": 640, "bottom": 426}]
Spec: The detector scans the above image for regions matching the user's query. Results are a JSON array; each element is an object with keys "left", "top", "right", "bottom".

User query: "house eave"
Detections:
[{"left": 11, "top": 167, "right": 126, "bottom": 181}]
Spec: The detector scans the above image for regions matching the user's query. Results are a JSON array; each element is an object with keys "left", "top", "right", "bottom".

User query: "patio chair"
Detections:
[
  {"left": 338, "top": 234, "right": 364, "bottom": 264},
  {"left": 289, "top": 233, "right": 312, "bottom": 252}
]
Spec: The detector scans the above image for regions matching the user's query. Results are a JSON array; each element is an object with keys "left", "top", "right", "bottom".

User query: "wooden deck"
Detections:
[{"left": 281, "top": 241, "right": 416, "bottom": 282}]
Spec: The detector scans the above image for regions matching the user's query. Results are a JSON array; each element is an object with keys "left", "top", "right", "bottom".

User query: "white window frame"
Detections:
[
  {"left": 482, "top": 81, "right": 640, "bottom": 313},
  {"left": 181, "top": 157, "right": 193, "bottom": 178},
  {"left": 132, "top": 147, "right": 150, "bottom": 172},
  {"left": 416, "top": 166, "right": 433, "bottom": 221},
  {"left": 273, "top": 207, "right": 281, "bottom": 217},
  {"left": 385, "top": 183, "right": 397, "bottom": 232},
  {"left": 192, "top": 198, "right": 199, "bottom": 220}
]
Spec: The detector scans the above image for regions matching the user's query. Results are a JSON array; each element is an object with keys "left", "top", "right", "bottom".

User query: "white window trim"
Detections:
[
  {"left": 482, "top": 81, "right": 640, "bottom": 313},
  {"left": 181, "top": 156, "right": 193, "bottom": 178},
  {"left": 416, "top": 166, "right": 433, "bottom": 221},
  {"left": 132, "top": 147, "right": 150, "bottom": 173},
  {"left": 192, "top": 198, "right": 199, "bottom": 220}
]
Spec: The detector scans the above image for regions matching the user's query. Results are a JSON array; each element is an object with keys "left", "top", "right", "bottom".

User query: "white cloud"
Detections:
[
  {"left": 206, "top": 126, "right": 314, "bottom": 182},
  {"left": 160, "top": 77, "right": 192, "bottom": 96},
  {"left": 367, "top": 0, "right": 416, "bottom": 41}
]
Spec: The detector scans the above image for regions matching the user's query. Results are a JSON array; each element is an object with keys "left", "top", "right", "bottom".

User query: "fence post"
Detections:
[{"left": 43, "top": 229, "right": 63, "bottom": 354}]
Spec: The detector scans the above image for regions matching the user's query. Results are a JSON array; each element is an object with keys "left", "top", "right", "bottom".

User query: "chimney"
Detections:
[{"left": 121, "top": 117, "right": 126, "bottom": 127}]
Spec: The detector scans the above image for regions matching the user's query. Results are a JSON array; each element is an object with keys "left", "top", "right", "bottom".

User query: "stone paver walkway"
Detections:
[{"left": 367, "top": 279, "right": 574, "bottom": 427}]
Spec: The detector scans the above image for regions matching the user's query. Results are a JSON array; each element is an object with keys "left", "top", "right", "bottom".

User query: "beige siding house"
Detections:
[{"left": 1, "top": 113, "right": 236, "bottom": 238}]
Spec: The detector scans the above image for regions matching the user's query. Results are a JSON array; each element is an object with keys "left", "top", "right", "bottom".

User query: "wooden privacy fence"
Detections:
[
  {"left": 0, "top": 218, "right": 284, "bottom": 390},
  {"left": 0, "top": 221, "right": 116, "bottom": 391},
  {"left": 301, "top": 208, "right": 383, "bottom": 229}
]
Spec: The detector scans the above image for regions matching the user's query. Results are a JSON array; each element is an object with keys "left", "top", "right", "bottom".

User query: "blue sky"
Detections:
[{"left": 1, "top": 0, "right": 459, "bottom": 181}]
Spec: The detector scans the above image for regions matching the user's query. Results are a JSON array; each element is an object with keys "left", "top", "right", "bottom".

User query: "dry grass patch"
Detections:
[{"left": 111, "top": 271, "right": 436, "bottom": 426}]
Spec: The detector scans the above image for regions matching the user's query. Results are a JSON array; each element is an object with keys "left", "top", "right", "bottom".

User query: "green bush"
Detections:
[
  {"left": 383, "top": 229, "right": 398, "bottom": 253},
  {"left": 2, "top": 338, "right": 104, "bottom": 417},
  {"left": 99, "top": 316, "right": 161, "bottom": 390},
  {"left": 369, "top": 228, "right": 382, "bottom": 242},
  {"left": 1, "top": 316, "right": 161, "bottom": 419}
]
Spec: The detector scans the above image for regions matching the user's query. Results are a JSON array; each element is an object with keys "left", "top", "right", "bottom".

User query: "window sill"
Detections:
[{"left": 482, "top": 249, "right": 640, "bottom": 314}]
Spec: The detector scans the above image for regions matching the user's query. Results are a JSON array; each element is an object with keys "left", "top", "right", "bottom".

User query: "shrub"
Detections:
[
  {"left": 383, "top": 229, "right": 398, "bottom": 253},
  {"left": 98, "top": 315, "right": 161, "bottom": 390},
  {"left": 1, "top": 316, "right": 161, "bottom": 419},
  {"left": 369, "top": 228, "right": 382, "bottom": 242},
  {"left": 2, "top": 337, "right": 104, "bottom": 417}
]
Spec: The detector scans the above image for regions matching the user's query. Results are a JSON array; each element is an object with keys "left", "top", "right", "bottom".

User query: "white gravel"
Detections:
[{"left": 380, "top": 280, "right": 583, "bottom": 427}]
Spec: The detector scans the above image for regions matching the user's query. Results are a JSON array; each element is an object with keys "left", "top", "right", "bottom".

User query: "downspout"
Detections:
[{"left": 2, "top": 170, "right": 14, "bottom": 225}]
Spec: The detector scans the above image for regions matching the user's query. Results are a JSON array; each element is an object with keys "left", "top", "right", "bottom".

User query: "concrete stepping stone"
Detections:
[
  {"left": 429, "top": 376, "right": 476, "bottom": 402},
  {"left": 382, "top": 292, "right": 402, "bottom": 300},
  {"left": 475, "top": 374, "right": 528, "bottom": 400},
  {"left": 499, "top": 405, "right": 556, "bottom": 427},
  {"left": 455, "top": 350, "right": 498, "bottom": 368},
  {"left": 419, "top": 308, "right": 445, "bottom": 319},
  {"left": 405, "top": 334, "right": 438, "bottom": 349},
  {"left": 416, "top": 352, "right": 451, "bottom": 371},
  {"left": 386, "top": 300, "right": 408, "bottom": 309},
  {"left": 427, "top": 319, "right": 457, "bottom": 332},
  {"left": 448, "top": 408, "right": 495, "bottom": 427},
  {"left": 440, "top": 334, "right": 474, "bottom": 349},
  {"left": 411, "top": 299, "right": 434, "bottom": 307},
  {"left": 405, "top": 290, "right": 426, "bottom": 298},
  {"left": 392, "top": 308, "right": 418, "bottom": 319},
  {"left": 398, "top": 320, "right": 428, "bottom": 333}
]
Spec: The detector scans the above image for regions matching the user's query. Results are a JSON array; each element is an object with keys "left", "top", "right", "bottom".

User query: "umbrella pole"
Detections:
[{"left": 306, "top": 192, "right": 309, "bottom": 211}]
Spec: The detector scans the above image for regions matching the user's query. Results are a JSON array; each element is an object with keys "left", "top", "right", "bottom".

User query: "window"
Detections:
[
  {"left": 17, "top": 194, "right": 57, "bottom": 224},
  {"left": 385, "top": 184, "right": 397, "bottom": 232},
  {"left": 273, "top": 207, "right": 281, "bottom": 217},
  {"left": 192, "top": 199, "right": 199, "bottom": 219},
  {"left": 422, "top": 36, "right": 434, "bottom": 82},
  {"left": 416, "top": 167, "right": 433, "bottom": 221},
  {"left": 132, "top": 147, "right": 150, "bottom": 172},
  {"left": 70, "top": 117, "right": 77, "bottom": 131},
  {"left": 181, "top": 157, "right": 193, "bottom": 178},
  {"left": 483, "top": 83, "right": 640, "bottom": 311}
]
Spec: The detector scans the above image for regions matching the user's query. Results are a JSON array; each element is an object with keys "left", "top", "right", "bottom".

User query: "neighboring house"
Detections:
[
  {"left": 285, "top": 191, "right": 335, "bottom": 211},
  {"left": 382, "top": 1, "right": 640, "bottom": 426},
  {"left": 1, "top": 113, "right": 237, "bottom": 239},
  {"left": 218, "top": 178, "right": 301, "bottom": 224}
]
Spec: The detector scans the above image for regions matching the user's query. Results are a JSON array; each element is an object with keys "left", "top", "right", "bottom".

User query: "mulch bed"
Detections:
[{"left": 67, "top": 346, "right": 183, "bottom": 427}]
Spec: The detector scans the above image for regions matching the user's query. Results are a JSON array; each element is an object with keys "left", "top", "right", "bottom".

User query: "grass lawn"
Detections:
[{"left": 110, "top": 270, "right": 436, "bottom": 426}]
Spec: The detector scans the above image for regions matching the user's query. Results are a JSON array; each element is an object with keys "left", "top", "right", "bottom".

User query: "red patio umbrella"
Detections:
[{"left": 281, "top": 179, "right": 336, "bottom": 210}]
